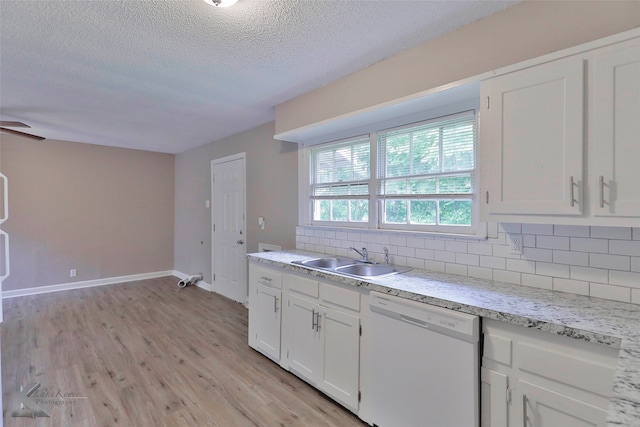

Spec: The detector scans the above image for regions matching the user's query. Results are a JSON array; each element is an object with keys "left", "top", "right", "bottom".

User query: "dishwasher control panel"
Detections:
[{"left": 370, "top": 291, "right": 479, "bottom": 340}]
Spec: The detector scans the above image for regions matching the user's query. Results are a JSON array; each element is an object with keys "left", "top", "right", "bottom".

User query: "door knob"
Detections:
[{"left": 237, "top": 239, "right": 244, "bottom": 245}]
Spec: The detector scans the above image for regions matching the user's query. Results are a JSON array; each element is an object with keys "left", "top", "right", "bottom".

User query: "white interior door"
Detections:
[{"left": 212, "top": 153, "right": 246, "bottom": 304}]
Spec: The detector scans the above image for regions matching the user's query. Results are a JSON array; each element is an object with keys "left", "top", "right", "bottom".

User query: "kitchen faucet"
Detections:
[{"left": 349, "top": 247, "right": 369, "bottom": 263}]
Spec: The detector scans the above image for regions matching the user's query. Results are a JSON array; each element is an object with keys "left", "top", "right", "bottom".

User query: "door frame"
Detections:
[{"left": 211, "top": 152, "right": 247, "bottom": 303}]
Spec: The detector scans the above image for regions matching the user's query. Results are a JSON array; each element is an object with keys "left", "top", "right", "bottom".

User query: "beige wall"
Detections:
[
  {"left": 276, "top": 0, "right": 640, "bottom": 134},
  {"left": 174, "top": 122, "right": 298, "bottom": 283},
  {"left": 1, "top": 135, "right": 175, "bottom": 291}
]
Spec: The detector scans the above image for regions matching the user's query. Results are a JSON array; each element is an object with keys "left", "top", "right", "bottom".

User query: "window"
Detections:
[
  {"left": 310, "top": 137, "right": 370, "bottom": 225},
  {"left": 377, "top": 111, "right": 475, "bottom": 231},
  {"left": 308, "top": 110, "right": 477, "bottom": 234}
]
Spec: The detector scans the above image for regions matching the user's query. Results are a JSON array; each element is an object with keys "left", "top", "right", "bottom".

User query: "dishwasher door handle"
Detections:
[{"left": 400, "top": 314, "right": 430, "bottom": 329}]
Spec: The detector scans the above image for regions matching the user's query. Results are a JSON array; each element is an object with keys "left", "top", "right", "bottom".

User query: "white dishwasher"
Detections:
[{"left": 370, "top": 291, "right": 480, "bottom": 427}]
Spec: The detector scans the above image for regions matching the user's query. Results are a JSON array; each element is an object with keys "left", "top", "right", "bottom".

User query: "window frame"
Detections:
[
  {"left": 300, "top": 103, "right": 483, "bottom": 237},
  {"left": 308, "top": 135, "right": 373, "bottom": 229},
  {"left": 376, "top": 110, "right": 478, "bottom": 234}
]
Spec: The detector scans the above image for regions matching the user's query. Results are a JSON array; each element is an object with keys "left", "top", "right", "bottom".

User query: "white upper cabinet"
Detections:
[
  {"left": 480, "top": 32, "right": 640, "bottom": 226},
  {"left": 480, "top": 58, "right": 585, "bottom": 216},
  {"left": 591, "top": 39, "right": 640, "bottom": 218}
]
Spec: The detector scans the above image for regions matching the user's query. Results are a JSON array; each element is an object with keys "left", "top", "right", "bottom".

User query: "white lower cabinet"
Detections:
[
  {"left": 248, "top": 262, "right": 367, "bottom": 420},
  {"left": 248, "top": 264, "right": 283, "bottom": 362},
  {"left": 481, "top": 319, "right": 620, "bottom": 427},
  {"left": 283, "top": 274, "right": 361, "bottom": 412}
]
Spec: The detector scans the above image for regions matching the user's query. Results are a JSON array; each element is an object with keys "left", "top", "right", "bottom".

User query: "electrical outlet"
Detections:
[
  {"left": 70, "top": 269, "right": 77, "bottom": 278},
  {"left": 508, "top": 234, "right": 523, "bottom": 255}
]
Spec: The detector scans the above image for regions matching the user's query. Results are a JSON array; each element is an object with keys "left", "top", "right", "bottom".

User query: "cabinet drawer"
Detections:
[
  {"left": 286, "top": 275, "right": 319, "bottom": 298},
  {"left": 517, "top": 341, "right": 617, "bottom": 398},
  {"left": 251, "top": 264, "right": 282, "bottom": 289},
  {"left": 320, "top": 283, "right": 360, "bottom": 312},
  {"left": 483, "top": 333, "right": 512, "bottom": 367}
]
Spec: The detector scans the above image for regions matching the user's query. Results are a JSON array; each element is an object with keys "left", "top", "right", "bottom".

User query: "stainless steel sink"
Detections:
[
  {"left": 293, "top": 257, "right": 411, "bottom": 279},
  {"left": 296, "top": 257, "right": 355, "bottom": 269},
  {"left": 335, "top": 263, "right": 407, "bottom": 279}
]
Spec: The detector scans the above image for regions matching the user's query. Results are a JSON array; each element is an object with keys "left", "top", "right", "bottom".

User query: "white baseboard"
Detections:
[
  {"left": 173, "top": 270, "right": 212, "bottom": 292},
  {"left": 2, "top": 270, "right": 176, "bottom": 299}
]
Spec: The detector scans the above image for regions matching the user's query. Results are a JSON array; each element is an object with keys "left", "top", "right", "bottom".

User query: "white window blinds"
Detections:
[
  {"left": 377, "top": 111, "right": 476, "bottom": 227},
  {"left": 310, "top": 137, "right": 370, "bottom": 223}
]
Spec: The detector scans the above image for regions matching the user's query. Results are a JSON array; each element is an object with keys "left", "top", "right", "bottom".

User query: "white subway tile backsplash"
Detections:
[
  {"left": 348, "top": 232, "right": 362, "bottom": 241},
  {"left": 424, "top": 239, "right": 445, "bottom": 251},
  {"left": 468, "top": 242, "right": 493, "bottom": 256},
  {"left": 570, "top": 237, "right": 609, "bottom": 253},
  {"left": 407, "top": 257, "right": 425, "bottom": 269},
  {"left": 536, "top": 235, "right": 570, "bottom": 250},
  {"left": 389, "top": 235, "right": 407, "bottom": 247},
  {"left": 553, "top": 278, "right": 589, "bottom": 296},
  {"left": 468, "top": 266, "right": 493, "bottom": 281},
  {"left": 591, "top": 226, "right": 632, "bottom": 240},
  {"left": 609, "top": 240, "right": 640, "bottom": 257},
  {"left": 506, "top": 259, "right": 536, "bottom": 274},
  {"left": 424, "top": 260, "right": 445, "bottom": 273},
  {"left": 609, "top": 270, "right": 640, "bottom": 288},
  {"left": 415, "top": 248, "right": 435, "bottom": 260},
  {"left": 522, "top": 224, "right": 554, "bottom": 235},
  {"left": 590, "top": 253, "right": 631, "bottom": 271},
  {"left": 445, "top": 241, "right": 468, "bottom": 253},
  {"left": 397, "top": 246, "right": 416, "bottom": 258},
  {"left": 500, "top": 223, "right": 522, "bottom": 233},
  {"left": 494, "top": 270, "right": 521, "bottom": 285},
  {"left": 374, "top": 234, "right": 390, "bottom": 245},
  {"left": 406, "top": 237, "right": 425, "bottom": 248},
  {"left": 523, "top": 234, "right": 536, "bottom": 248},
  {"left": 571, "top": 266, "right": 609, "bottom": 284},
  {"left": 435, "top": 251, "right": 456, "bottom": 263},
  {"left": 456, "top": 253, "right": 480, "bottom": 266},
  {"left": 297, "top": 223, "right": 640, "bottom": 305},
  {"left": 522, "top": 273, "right": 553, "bottom": 290},
  {"left": 554, "top": 225, "right": 590, "bottom": 237},
  {"left": 536, "top": 262, "right": 570, "bottom": 278},
  {"left": 522, "top": 247, "right": 553, "bottom": 262},
  {"left": 480, "top": 255, "right": 506, "bottom": 270},
  {"left": 589, "top": 283, "right": 631, "bottom": 303},
  {"left": 446, "top": 263, "right": 468, "bottom": 276},
  {"left": 552, "top": 250, "right": 589, "bottom": 266}
]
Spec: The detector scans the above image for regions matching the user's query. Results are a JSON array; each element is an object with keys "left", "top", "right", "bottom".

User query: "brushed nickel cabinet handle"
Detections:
[
  {"left": 599, "top": 175, "right": 605, "bottom": 208},
  {"left": 570, "top": 176, "right": 575, "bottom": 207},
  {"left": 311, "top": 308, "right": 316, "bottom": 330}
]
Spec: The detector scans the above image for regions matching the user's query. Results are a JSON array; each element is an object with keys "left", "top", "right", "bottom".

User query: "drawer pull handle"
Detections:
[
  {"left": 260, "top": 276, "right": 272, "bottom": 282},
  {"left": 311, "top": 308, "right": 316, "bottom": 330}
]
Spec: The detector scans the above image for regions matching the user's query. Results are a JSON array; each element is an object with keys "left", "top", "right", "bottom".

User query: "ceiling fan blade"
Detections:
[
  {"left": 0, "top": 127, "right": 45, "bottom": 140},
  {"left": 0, "top": 121, "right": 31, "bottom": 128}
]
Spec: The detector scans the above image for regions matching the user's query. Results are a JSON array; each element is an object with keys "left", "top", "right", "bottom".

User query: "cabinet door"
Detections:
[
  {"left": 255, "top": 285, "right": 282, "bottom": 362},
  {"left": 481, "top": 58, "right": 584, "bottom": 216},
  {"left": 519, "top": 381, "right": 607, "bottom": 427},
  {"left": 287, "top": 294, "right": 322, "bottom": 384},
  {"left": 321, "top": 306, "right": 360, "bottom": 411},
  {"left": 591, "top": 41, "right": 640, "bottom": 218},
  {"left": 481, "top": 368, "right": 509, "bottom": 427}
]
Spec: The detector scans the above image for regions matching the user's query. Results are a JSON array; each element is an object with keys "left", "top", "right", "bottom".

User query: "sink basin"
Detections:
[
  {"left": 293, "top": 257, "right": 411, "bottom": 279},
  {"left": 297, "top": 257, "right": 355, "bottom": 269},
  {"left": 335, "top": 263, "right": 407, "bottom": 279}
]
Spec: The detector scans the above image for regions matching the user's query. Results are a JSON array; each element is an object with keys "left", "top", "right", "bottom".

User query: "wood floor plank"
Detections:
[{"left": 2, "top": 277, "right": 365, "bottom": 426}]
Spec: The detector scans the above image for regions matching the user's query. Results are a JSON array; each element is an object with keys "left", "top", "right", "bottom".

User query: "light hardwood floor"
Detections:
[{"left": 2, "top": 277, "right": 365, "bottom": 427}]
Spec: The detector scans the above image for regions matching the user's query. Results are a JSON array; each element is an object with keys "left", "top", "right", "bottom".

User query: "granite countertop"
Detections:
[{"left": 248, "top": 249, "right": 640, "bottom": 426}]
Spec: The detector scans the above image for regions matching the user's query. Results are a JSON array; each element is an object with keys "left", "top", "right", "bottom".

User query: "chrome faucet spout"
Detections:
[{"left": 349, "top": 247, "right": 368, "bottom": 262}]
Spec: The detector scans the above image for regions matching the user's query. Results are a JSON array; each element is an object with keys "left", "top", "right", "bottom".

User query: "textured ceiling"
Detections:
[{"left": 0, "top": 0, "right": 518, "bottom": 153}]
